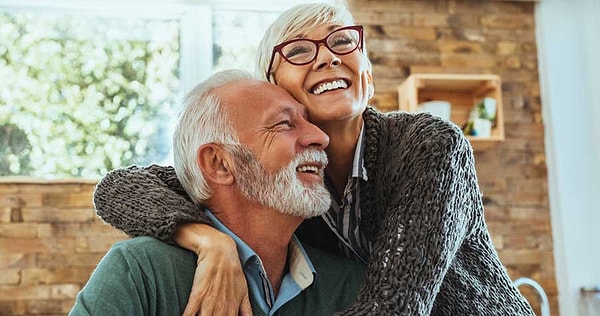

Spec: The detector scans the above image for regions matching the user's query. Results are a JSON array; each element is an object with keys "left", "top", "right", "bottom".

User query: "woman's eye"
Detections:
[
  {"left": 331, "top": 36, "right": 354, "bottom": 48},
  {"left": 285, "top": 46, "right": 310, "bottom": 58},
  {"left": 283, "top": 41, "right": 314, "bottom": 60}
]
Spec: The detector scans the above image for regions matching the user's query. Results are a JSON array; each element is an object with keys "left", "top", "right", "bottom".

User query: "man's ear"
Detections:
[{"left": 196, "top": 144, "right": 234, "bottom": 186}]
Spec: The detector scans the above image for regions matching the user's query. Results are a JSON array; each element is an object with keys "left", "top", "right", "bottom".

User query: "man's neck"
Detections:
[{"left": 211, "top": 202, "right": 302, "bottom": 295}]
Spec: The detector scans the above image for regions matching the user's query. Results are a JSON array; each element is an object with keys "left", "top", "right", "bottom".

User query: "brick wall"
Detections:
[
  {"left": 0, "top": 180, "right": 128, "bottom": 315},
  {"left": 348, "top": 0, "right": 556, "bottom": 314},
  {"left": 0, "top": 1, "right": 556, "bottom": 315}
]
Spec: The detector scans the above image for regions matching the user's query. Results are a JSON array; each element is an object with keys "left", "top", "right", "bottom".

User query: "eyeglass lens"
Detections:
[{"left": 280, "top": 28, "right": 360, "bottom": 65}]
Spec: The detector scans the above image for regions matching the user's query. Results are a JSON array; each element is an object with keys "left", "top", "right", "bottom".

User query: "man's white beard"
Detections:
[{"left": 229, "top": 145, "right": 331, "bottom": 218}]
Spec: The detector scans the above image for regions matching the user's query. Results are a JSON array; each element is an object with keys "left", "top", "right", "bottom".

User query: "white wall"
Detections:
[{"left": 536, "top": 0, "right": 600, "bottom": 315}]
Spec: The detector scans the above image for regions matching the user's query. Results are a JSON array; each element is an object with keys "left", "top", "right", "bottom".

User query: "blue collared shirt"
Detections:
[{"left": 204, "top": 210, "right": 317, "bottom": 315}]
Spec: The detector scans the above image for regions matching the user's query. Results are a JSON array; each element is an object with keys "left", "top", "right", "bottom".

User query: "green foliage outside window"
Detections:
[{"left": 0, "top": 11, "right": 180, "bottom": 178}]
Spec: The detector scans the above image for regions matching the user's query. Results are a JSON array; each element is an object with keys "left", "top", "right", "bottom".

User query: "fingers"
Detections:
[
  {"left": 181, "top": 249, "right": 247, "bottom": 316},
  {"left": 238, "top": 293, "right": 253, "bottom": 316}
]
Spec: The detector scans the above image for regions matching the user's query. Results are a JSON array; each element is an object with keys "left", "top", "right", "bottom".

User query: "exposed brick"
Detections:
[
  {"left": 0, "top": 284, "right": 80, "bottom": 300},
  {"left": 10, "top": 184, "right": 84, "bottom": 194},
  {"left": 497, "top": 41, "right": 518, "bottom": 55},
  {"left": 497, "top": 249, "right": 544, "bottom": 265},
  {"left": 0, "top": 238, "right": 46, "bottom": 254},
  {"left": 21, "top": 207, "right": 95, "bottom": 223},
  {"left": 0, "top": 269, "right": 21, "bottom": 285},
  {"left": 50, "top": 284, "right": 81, "bottom": 299},
  {"left": 504, "top": 56, "right": 521, "bottom": 69},
  {"left": 42, "top": 192, "right": 93, "bottom": 208},
  {"left": 441, "top": 53, "right": 498, "bottom": 68},
  {"left": 0, "top": 196, "right": 25, "bottom": 208},
  {"left": 11, "top": 208, "right": 23, "bottom": 222},
  {"left": 50, "top": 222, "right": 123, "bottom": 238},
  {"left": 353, "top": 12, "right": 412, "bottom": 25},
  {"left": 0, "top": 223, "right": 53, "bottom": 238},
  {"left": 506, "top": 178, "right": 548, "bottom": 194},
  {"left": 0, "top": 254, "right": 27, "bottom": 269},
  {"left": 439, "top": 41, "right": 483, "bottom": 54},
  {"left": 0, "top": 184, "right": 20, "bottom": 194},
  {"left": 381, "top": 25, "right": 438, "bottom": 41},
  {"left": 25, "top": 299, "right": 75, "bottom": 315},
  {"left": 448, "top": 1, "right": 533, "bottom": 15},
  {"left": 34, "top": 253, "right": 105, "bottom": 268},
  {"left": 76, "top": 236, "right": 128, "bottom": 253},
  {"left": 412, "top": 13, "right": 448, "bottom": 27},
  {"left": 370, "top": 52, "right": 441, "bottom": 68},
  {"left": 0, "top": 237, "right": 75, "bottom": 254},
  {"left": 481, "top": 14, "right": 535, "bottom": 29},
  {"left": 20, "top": 267, "right": 95, "bottom": 285},
  {"left": 489, "top": 233, "right": 503, "bottom": 250},
  {"left": 350, "top": 0, "right": 442, "bottom": 13},
  {"left": 0, "top": 207, "right": 11, "bottom": 223},
  {"left": 370, "top": 93, "right": 399, "bottom": 111},
  {"left": 447, "top": 14, "right": 482, "bottom": 28},
  {"left": 0, "top": 300, "right": 26, "bottom": 315}
]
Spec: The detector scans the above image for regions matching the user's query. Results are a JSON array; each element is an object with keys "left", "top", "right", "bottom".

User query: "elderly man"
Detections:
[{"left": 69, "top": 70, "right": 365, "bottom": 316}]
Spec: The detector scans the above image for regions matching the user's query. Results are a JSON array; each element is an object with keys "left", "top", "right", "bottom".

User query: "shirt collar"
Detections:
[
  {"left": 286, "top": 235, "right": 315, "bottom": 289},
  {"left": 352, "top": 123, "right": 369, "bottom": 181},
  {"left": 203, "top": 209, "right": 317, "bottom": 311}
]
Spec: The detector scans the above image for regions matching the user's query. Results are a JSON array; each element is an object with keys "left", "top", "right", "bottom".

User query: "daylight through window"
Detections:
[{"left": 0, "top": 4, "right": 281, "bottom": 179}]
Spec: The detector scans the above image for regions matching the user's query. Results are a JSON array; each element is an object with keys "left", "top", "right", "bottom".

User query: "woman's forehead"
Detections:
[{"left": 285, "top": 22, "right": 349, "bottom": 41}]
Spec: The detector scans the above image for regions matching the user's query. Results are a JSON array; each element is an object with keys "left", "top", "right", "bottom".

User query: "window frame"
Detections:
[{"left": 0, "top": 0, "right": 330, "bottom": 179}]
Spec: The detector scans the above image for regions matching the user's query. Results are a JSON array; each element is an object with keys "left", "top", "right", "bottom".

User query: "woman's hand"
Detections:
[{"left": 176, "top": 223, "right": 252, "bottom": 316}]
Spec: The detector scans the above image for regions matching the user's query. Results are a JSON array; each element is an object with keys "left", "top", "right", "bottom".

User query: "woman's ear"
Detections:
[
  {"left": 366, "top": 71, "right": 375, "bottom": 99},
  {"left": 197, "top": 144, "right": 234, "bottom": 186}
]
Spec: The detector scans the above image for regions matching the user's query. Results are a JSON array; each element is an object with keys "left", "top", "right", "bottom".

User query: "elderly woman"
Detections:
[{"left": 94, "top": 3, "right": 534, "bottom": 316}]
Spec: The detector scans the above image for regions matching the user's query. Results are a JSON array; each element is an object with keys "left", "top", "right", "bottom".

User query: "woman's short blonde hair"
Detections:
[{"left": 255, "top": 2, "right": 368, "bottom": 83}]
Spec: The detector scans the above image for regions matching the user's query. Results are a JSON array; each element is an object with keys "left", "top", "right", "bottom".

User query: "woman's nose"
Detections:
[{"left": 313, "top": 44, "right": 341, "bottom": 70}]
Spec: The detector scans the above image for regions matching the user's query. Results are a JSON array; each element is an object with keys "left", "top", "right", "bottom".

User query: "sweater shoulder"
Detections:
[{"left": 364, "top": 108, "right": 472, "bottom": 156}]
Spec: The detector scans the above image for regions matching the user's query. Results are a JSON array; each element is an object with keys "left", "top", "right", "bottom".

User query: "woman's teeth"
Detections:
[{"left": 312, "top": 79, "right": 348, "bottom": 95}]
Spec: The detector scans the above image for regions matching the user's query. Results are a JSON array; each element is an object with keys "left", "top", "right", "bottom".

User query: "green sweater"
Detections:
[{"left": 70, "top": 237, "right": 364, "bottom": 316}]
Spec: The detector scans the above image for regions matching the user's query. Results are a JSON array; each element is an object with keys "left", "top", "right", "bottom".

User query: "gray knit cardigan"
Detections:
[{"left": 94, "top": 107, "right": 534, "bottom": 316}]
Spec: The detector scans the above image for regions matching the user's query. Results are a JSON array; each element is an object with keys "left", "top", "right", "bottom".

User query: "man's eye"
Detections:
[{"left": 277, "top": 120, "right": 292, "bottom": 127}]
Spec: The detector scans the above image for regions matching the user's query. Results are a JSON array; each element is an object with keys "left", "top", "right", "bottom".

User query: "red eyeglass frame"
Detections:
[{"left": 265, "top": 25, "right": 364, "bottom": 82}]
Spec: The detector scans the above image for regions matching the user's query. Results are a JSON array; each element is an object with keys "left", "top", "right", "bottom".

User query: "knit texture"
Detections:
[
  {"left": 94, "top": 165, "right": 209, "bottom": 244},
  {"left": 93, "top": 107, "right": 535, "bottom": 315}
]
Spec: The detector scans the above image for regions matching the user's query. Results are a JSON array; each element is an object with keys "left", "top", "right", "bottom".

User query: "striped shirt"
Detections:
[{"left": 322, "top": 125, "right": 372, "bottom": 264}]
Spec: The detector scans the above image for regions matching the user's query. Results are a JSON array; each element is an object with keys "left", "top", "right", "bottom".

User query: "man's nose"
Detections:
[{"left": 299, "top": 120, "right": 329, "bottom": 150}]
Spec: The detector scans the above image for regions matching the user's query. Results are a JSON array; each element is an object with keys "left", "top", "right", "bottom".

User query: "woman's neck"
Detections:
[{"left": 320, "top": 117, "right": 363, "bottom": 198}]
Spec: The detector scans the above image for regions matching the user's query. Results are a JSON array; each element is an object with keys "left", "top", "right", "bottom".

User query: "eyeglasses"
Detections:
[{"left": 266, "top": 25, "right": 363, "bottom": 81}]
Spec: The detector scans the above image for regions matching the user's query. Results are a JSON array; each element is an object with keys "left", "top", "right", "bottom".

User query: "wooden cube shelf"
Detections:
[{"left": 398, "top": 73, "right": 505, "bottom": 150}]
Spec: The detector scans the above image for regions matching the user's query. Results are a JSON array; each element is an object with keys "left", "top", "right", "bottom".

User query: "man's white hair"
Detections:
[{"left": 173, "top": 69, "right": 253, "bottom": 205}]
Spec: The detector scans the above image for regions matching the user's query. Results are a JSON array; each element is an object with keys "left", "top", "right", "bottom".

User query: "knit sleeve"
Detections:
[
  {"left": 337, "top": 114, "right": 475, "bottom": 315},
  {"left": 93, "top": 165, "right": 212, "bottom": 244},
  {"left": 339, "top": 112, "right": 534, "bottom": 315}
]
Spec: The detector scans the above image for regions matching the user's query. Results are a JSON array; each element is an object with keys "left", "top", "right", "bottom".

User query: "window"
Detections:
[{"left": 0, "top": 1, "right": 287, "bottom": 179}]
